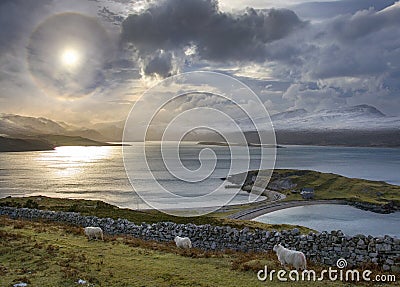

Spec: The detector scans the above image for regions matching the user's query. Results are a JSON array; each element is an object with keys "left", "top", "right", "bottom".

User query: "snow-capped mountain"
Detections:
[
  {"left": 0, "top": 113, "right": 69, "bottom": 136},
  {"left": 235, "top": 105, "right": 399, "bottom": 132},
  {"left": 1, "top": 104, "right": 398, "bottom": 147},
  {"left": 237, "top": 105, "right": 400, "bottom": 147},
  {"left": 233, "top": 104, "right": 400, "bottom": 146},
  {"left": 270, "top": 108, "right": 308, "bottom": 121},
  {"left": 270, "top": 105, "right": 399, "bottom": 131}
]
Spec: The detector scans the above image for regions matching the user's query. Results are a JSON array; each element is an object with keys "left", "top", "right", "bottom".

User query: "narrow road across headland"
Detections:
[{"left": 228, "top": 199, "right": 348, "bottom": 220}]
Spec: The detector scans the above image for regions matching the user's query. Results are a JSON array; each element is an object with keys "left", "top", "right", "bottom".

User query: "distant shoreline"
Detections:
[
  {"left": 0, "top": 134, "right": 129, "bottom": 153},
  {"left": 197, "top": 141, "right": 284, "bottom": 148}
]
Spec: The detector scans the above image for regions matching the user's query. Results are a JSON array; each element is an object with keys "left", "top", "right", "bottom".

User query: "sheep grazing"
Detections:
[
  {"left": 174, "top": 236, "right": 192, "bottom": 249},
  {"left": 84, "top": 226, "right": 104, "bottom": 241},
  {"left": 273, "top": 243, "right": 307, "bottom": 270}
]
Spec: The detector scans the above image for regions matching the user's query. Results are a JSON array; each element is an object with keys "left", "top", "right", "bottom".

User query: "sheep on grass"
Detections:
[
  {"left": 84, "top": 226, "right": 104, "bottom": 241},
  {"left": 174, "top": 236, "right": 192, "bottom": 249},
  {"left": 273, "top": 243, "right": 306, "bottom": 270}
]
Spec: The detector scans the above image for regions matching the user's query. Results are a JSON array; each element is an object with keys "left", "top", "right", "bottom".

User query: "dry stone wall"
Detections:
[{"left": 1, "top": 206, "right": 398, "bottom": 272}]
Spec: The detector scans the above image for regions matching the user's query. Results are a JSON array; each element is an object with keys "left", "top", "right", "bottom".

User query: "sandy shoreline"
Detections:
[{"left": 228, "top": 199, "right": 348, "bottom": 220}]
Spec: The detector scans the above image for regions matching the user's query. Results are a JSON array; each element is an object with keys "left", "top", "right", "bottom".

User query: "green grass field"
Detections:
[{"left": 2, "top": 217, "right": 394, "bottom": 287}]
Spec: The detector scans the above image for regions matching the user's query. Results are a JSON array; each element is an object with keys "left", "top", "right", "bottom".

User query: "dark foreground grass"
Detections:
[{"left": 1, "top": 217, "right": 396, "bottom": 287}]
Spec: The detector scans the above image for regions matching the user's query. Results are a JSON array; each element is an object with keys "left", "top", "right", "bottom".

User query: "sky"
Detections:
[{"left": 0, "top": 0, "right": 399, "bottom": 127}]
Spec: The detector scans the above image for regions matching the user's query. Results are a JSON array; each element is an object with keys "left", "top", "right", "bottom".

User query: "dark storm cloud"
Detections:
[
  {"left": 306, "top": 3, "right": 400, "bottom": 80},
  {"left": 329, "top": 3, "right": 400, "bottom": 42},
  {"left": 143, "top": 51, "right": 174, "bottom": 78},
  {"left": 118, "top": 0, "right": 400, "bottom": 114},
  {"left": 2, "top": 0, "right": 400, "bottom": 121},
  {"left": 247, "top": 1, "right": 400, "bottom": 114},
  {"left": 121, "top": 0, "right": 306, "bottom": 62}
]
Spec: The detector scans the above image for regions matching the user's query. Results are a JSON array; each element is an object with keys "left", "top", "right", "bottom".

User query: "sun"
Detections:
[{"left": 61, "top": 49, "right": 80, "bottom": 67}]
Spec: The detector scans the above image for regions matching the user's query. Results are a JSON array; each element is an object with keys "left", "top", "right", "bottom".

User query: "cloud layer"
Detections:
[
  {"left": 121, "top": 0, "right": 306, "bottom": 77},
  {"left": 117, "top": 0, "right": 400, "bottom": 115},
  {"left": 0, "top": 0, "right": 400, "bottom": 127}
]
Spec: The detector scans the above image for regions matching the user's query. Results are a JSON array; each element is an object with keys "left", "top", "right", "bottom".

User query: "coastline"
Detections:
[
  {"left": 228, "top": 199, "right": 347, "bottom": 220},
  {"left": 225, "top": 168, "right": 400, "bottom": 219},
  {"left": 224, "top": 194, "right": 399, "bottom": 221},
  {"left": 223, "top": 193, "right": 400, "bottom": 220}
]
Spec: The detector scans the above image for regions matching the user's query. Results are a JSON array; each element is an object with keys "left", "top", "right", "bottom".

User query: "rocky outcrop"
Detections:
[
  {"left": 349, "top": 201, "right": 399, "bottom": 214},
  {"left": 268, "top": 178, "right": 297, "bottom": 191},
  {"left": 1, "top": 207, "right": 398, "bottom": 272}
]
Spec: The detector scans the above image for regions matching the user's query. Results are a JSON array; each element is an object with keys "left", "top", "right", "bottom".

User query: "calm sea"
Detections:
[
  {"left": 0, "top": 143, "right": 399, "bottom": 210},
  {"left": 254, "top": 204, "right": 400, "bottom": 237}
]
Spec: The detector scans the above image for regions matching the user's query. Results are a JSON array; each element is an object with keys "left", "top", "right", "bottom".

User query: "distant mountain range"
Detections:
[
  {"left": 1, "top": 104, "right": 399, "bottom": 149},
  {"left": 0, "top": 114, "right": 124, "bottom": 152},
  {"left": 0, "top": 113, "right": 122, "bottom": 142},
  {"left": 270, "top": 105, "right": 399, "bottom": 131},
  {"left": 238, "top": 104, "right": 399, "bottom": 132},
  {"left": 243, "top": 105, "right": 400, "bottom": 147}
]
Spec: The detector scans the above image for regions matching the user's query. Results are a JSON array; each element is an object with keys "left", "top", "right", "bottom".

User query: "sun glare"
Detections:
[{"left": 61, "top": 49, "right": 80, "bottom": 67}]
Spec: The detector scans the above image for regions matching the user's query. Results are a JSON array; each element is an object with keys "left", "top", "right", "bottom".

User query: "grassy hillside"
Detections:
[
  {"left": 0, "top": 196, "right": 311, "bottom": 233},
  {"left": 0, "top": 134, "right": 121, "bottom": 153},
  {"left": 243, "top": 169, "right": 400, "bottom": 206},
  {"left": 1, "top": 217, "right": 391, "bottom": 287},
  {"left": 38, "top": 134, "right": 120, "bottom": 147},
  {"left": 0, "top": 136, "right": 53, "bottom": 152}
]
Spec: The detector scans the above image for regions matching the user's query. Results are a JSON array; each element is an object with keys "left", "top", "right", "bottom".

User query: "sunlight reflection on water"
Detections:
[
  {"left": 35, "top": 146, "right": 113, "bottom": 178},
  {"left": 0, "top": 144, "right": 399, "bottom": 214}
]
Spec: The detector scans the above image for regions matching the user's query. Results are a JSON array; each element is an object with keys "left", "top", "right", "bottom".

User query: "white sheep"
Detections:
[
  {"left": 84, "top": 226, "right": 104, "bottom": 241},
  {"left": 273, "top": 243, "right": 307, "bottom": 270},
  {"left": 174, "top": 236, "right": 192, "bottom": 249}
]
